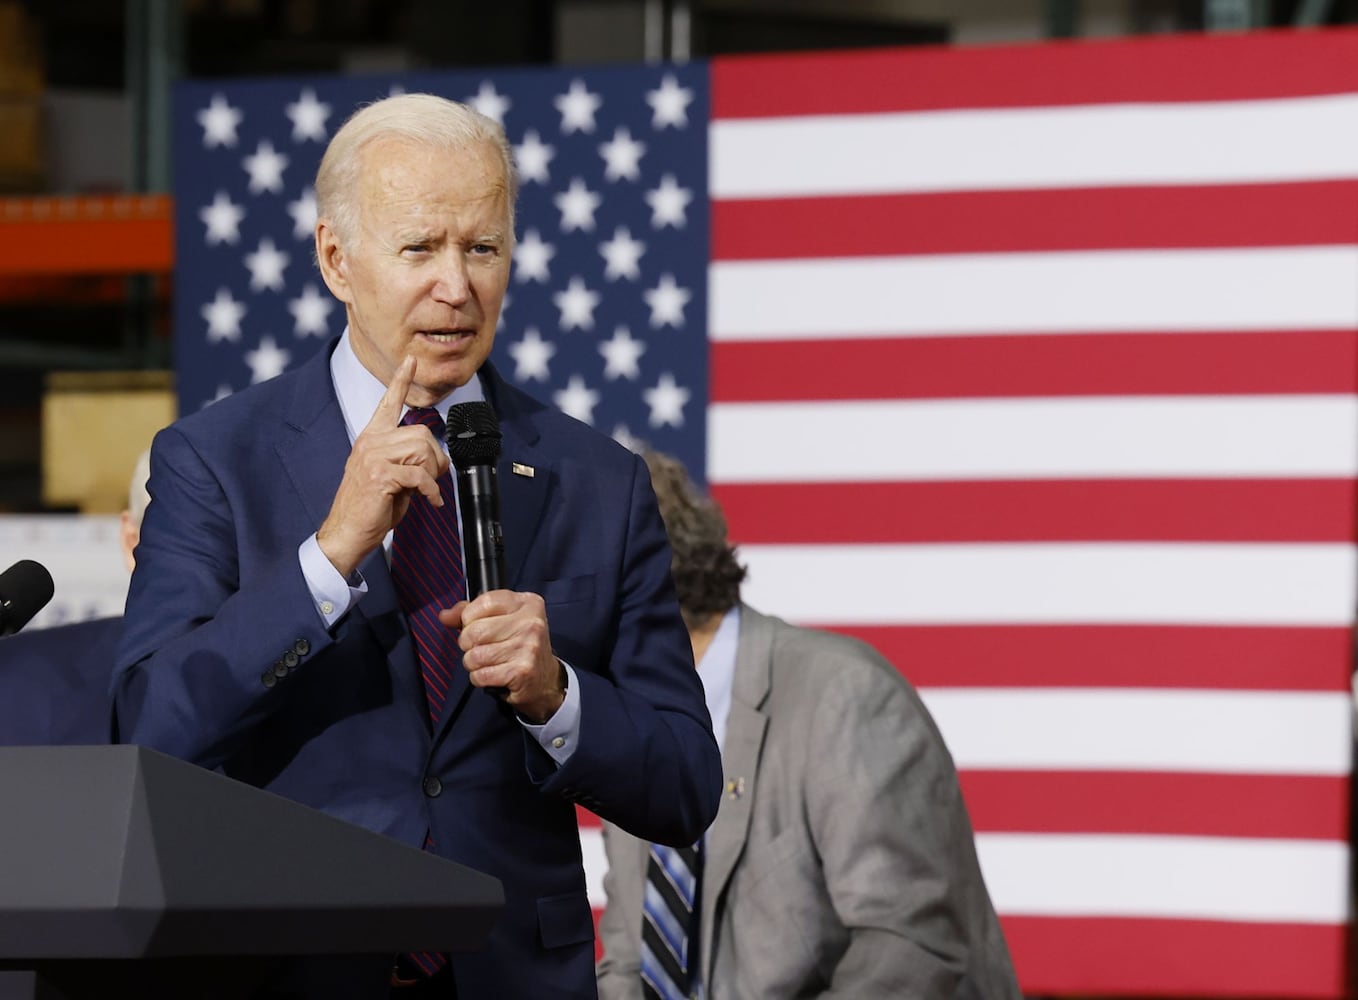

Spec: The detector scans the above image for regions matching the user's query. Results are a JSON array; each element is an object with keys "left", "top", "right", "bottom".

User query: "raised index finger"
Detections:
[{"left": 369, "top": 355, "right": 418, "bottom": 429}]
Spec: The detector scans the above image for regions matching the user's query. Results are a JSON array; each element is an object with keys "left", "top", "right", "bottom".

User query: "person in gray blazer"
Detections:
[{"left": 596, "top": 451, "right": 1022, "bottom": 1000}]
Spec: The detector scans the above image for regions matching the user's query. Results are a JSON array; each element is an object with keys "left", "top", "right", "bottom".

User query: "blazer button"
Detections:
[
  {"left": 422, "top": 776, "right": 443, "bottom": 798},
  {"left": 261, "top": 671, "right": 277, "bottom": 689},
  {"left": 293, "top": 638, "right": 310, "bottom": 656},
  {"left": 271, "top": 660, "right": 289, "bottom": 679},
  {"left": 283, "top": 650, "right": 300, "bottom": 668}
]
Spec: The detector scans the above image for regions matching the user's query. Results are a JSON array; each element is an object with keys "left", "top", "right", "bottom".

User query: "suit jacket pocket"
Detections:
[{"left": 537, "top": 890, "right": 595, "bottom": 948}]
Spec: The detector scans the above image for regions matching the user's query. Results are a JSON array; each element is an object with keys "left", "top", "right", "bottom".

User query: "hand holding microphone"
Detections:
[{"left": 440, "top": 403, "right": 565, "bottom": 722}]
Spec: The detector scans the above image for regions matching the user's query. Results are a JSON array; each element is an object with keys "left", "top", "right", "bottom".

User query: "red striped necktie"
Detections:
[{"left": 390, "top": 406, "right": 466, "bottom": 725}]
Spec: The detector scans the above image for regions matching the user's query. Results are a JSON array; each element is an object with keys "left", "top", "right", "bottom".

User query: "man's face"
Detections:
[{"left": 317, "top": 136, "right": 512, "bottom": 406}]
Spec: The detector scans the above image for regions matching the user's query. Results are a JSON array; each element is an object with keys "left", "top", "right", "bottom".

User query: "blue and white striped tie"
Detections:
[{"left": 641, "top": 841, "right": 701, "bottom": 1000}]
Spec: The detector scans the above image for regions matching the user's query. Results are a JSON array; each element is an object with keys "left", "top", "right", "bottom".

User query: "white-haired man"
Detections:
[{"left": 113, "top": 94, "right": 719, "bottom": 999}]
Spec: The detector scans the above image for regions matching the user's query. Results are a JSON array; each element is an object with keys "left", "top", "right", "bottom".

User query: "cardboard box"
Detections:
[
  {"left": 0, "top": 96, "right": 44, "bottom": 189},
  {"left": 0, "top": 2, "right": 43, "bottom": 97},
  {"left": 42, "top": 371, "right": 176, "bottom": 514}
]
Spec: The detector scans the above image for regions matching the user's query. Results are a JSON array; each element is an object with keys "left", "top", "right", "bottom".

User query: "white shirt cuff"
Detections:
[
  {"left": 520, "top": 662, "right": 581, "bottom": 765},
  {"left": 299, "top": 534, "right": 366, "bottom": 628}
]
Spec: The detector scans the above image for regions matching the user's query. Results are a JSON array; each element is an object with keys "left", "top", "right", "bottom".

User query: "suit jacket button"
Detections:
[
  {"left": 423, "top": 776, "right": 443, "bottom": 798},
  {"left": 261, "top": 671, "right": 277, "bottom": 689},
  {"left": 272, "top": 660, "right": 289, "bottom": 679},
  {"left": 283, "top": 650, "right": 300, "bottom": 668},
  {"left": 294, "top": 638, "right": 310, "bottom": 655}
]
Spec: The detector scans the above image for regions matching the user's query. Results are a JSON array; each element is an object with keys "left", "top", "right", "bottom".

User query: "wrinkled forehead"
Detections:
[{"left": 355, "top": 136, "right": 511, "bottom": 223}]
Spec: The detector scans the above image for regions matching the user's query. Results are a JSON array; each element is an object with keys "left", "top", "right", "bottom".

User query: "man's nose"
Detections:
[{"left": 432, "top": 253, "right": 471, "bottom": 304}]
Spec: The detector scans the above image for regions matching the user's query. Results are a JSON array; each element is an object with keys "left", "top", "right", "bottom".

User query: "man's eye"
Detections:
[
  {"left": 470, "top": 243, "right": 497, "bottom": 256},
  {"left": 403, "top": 244, "right": 429, "bottom": 254}
]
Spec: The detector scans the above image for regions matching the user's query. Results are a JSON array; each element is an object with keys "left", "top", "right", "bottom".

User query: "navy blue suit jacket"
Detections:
[
  {"left": 0, "top": 616, "right": 120, "bottom": 746},
  {"left": 113, "top": 341, "right": 720, "bottom": 998}
]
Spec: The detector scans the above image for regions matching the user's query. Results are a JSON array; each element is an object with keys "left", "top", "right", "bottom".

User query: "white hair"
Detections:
[
  {"left": 127, "top": 448, "right": 152, "bottom": 526},
  {"left": 314, "top": 93, "right": 518, "bottom": 249}
]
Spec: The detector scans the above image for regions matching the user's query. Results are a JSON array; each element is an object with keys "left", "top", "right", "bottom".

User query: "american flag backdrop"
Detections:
[{"left": 172, "top": 28, "right": 1358, "bottom": 998}]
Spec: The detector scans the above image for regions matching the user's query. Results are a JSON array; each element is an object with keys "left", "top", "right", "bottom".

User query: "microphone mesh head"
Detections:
[
  {"left": 0, "top": 559, "right": 54, "bottom": 632},
  {"left": 446, "top": 401, "right": 502, "bottom": 468}
]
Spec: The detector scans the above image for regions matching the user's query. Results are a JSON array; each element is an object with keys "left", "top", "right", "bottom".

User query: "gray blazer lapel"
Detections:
[{"left": 700, "top": 605, "right": 773, "bottom": 988}]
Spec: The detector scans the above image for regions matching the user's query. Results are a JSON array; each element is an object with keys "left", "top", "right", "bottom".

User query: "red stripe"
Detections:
[
  {"left": 710, "top": 330, "right": 1358, "bottom": 401},
  {"left": 420, "top": 491, "right": 466, "bottom": 567},
  {"left": 960, "top": 771, "right": 1349, "bottom": 840},
  {"left": 711, "top": 28, "right": 1358, "bottom": 118},
  {"left": 420, "top": 668, "right": 450, "bottom": 699},
  {"left": 408, "top": 615, "right": 456, "bottom": 662},
  {"left": 398, "top": 521, "right": 464, "bottom": 593},
  {"left": 808, "top": 624, "right": 1352, "bottom": 691},
  {"left": 409, "top": 626, "right": 456, "bottom": 690},
  {"left": 577, "top": 749, "right": 1352, "bottom": 840},
  {"left": 712, "top": 181, "right": 1358, "bottom": 260},
  {"left": 714, "top": 479, "right": 1358, "bottom": 544},
  {"left": 1000, "top": 915, "right": 1349, "bottom": 998}
]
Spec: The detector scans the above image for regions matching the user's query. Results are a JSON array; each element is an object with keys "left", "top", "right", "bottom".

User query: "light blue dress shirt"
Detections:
[{"left": 696, "top": 605, "right": 740, "bottom": 755}]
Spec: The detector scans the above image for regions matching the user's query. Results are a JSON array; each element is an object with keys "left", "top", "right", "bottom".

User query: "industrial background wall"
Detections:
[{"left": 2, "top": 0, "right": 1357, "bottom": 513}]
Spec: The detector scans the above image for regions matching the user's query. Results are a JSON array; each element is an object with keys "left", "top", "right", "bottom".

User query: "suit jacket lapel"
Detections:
[
  {"left": 700, "top": 604, "right": 771, "bottom": 988},
  {"left": 273, "top": 342, "right": 427, "bottom": 728},
  {"left": 480, "top": 363, "right": 551, "bottom": 591}
]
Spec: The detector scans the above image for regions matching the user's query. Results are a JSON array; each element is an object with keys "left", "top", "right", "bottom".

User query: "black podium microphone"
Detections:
[
  {"left": 446, "top": 401, "right": 506, "bottom": 598},
  {"left": 0, "top": 559, "right": 54, "bottom": 637}
]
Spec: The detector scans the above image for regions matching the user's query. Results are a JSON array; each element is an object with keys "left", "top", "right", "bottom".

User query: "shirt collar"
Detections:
[
  {"left": 330, "top": 328, "right": 485, "bottom": 445},
  {"left": 697, "top": 605, "right": 741, "bottom": 753}
]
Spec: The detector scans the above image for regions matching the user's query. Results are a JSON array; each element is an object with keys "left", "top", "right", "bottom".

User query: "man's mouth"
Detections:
[{"left": 419, "top": 329, "right": 474, "bottom": 343}]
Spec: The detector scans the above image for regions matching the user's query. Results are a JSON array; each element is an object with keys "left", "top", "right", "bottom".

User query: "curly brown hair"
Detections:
[{"left": 644, "top": 450, "right": 747, "bottom": 629}]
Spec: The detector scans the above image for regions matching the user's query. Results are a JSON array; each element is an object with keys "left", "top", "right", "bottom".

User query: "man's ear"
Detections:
[
  {"left": 119, "top": 510, "right": 139, "bottom": 574},
  {"left": 315, "top": 219, "right": 352, "bottom": 304}
]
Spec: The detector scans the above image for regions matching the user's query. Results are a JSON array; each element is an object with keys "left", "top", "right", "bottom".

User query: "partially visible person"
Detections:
[
  {"left": 596, "top": 451, "right": 1022, "bottom": 1000},
  {"left": 0, "top": 448, "right": 150, "bottom": 746}
]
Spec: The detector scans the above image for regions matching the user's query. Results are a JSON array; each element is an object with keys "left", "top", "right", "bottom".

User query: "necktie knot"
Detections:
[{"left": 402, "top": 406, "right": 446, "bottom": 440}]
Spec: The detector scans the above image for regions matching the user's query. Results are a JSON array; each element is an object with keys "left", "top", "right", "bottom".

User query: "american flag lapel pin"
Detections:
[
  {"left": 725, "top": 777, "right": 745, "bottom": 800},
  {"left": 511, "top": 462, "right": 535, "bottom": 478}
]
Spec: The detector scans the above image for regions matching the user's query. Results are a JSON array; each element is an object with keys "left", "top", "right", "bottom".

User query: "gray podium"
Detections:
[{"left": 0, "top": 745, "right": 503, "bottom": 999}]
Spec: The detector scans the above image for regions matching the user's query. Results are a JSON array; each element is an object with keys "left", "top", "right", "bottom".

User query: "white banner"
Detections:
[{"left": 0, "top": 515, "right": 128, "bottom": 629}]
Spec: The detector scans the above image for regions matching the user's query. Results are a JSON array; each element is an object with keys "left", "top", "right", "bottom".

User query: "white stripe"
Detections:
[
  {"left": 581, "top": 823, "right": 608, "bottom": 908},
  {"left": 578, "top": 830, "right": 1352, "bottom": 922},
  {"left": 736, "top": 542, "right": 1358, "bottom": 626},
  {"left": 710, "top": 246, "right": 1358, "bottom": 339},
  {"left": 975, "top": 833, "right": 1350, "bottom": 923},
  {"left": 708, "top": 396, "right": 1358, "bottom": 481},
  {"left": 920, "top": 689, "right": 1352, "bottom": 775},
  {"left": 711, "top": 94, "right": 1358, "bottom": 198}
]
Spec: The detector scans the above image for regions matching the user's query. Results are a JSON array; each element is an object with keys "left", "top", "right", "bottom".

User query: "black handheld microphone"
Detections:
[
  {"left": 446, "top": 401, "right": 506, "bottom": 597},
  {"left": 0, "top": 559, "right": 54, "bottom": 637}
]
